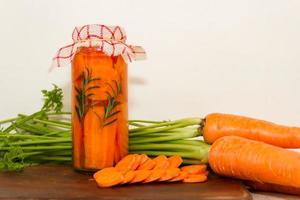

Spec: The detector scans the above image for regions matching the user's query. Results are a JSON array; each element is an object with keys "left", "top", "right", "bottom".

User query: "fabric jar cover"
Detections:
[{"left": 53, "top": 24, "right": 146, "bottom": 67}]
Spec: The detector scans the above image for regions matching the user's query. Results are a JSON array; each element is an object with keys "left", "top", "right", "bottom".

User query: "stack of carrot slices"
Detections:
[{"left": 93, "top": 154, "right": 208, "bottom": 188}]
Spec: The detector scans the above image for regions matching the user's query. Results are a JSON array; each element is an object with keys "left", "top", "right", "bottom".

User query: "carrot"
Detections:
[
  {"left": 93, "top": 167, "right": 124, "bottom": 187},
  {"left": 153, "top": 155, "right": 169, "bottom": 169},
  {"left": 169, "top": 171, "right": 188, "bottom": 182},
  {"left": 245, "top": 181, "right": 300, "bottom": 196},
  {"left": 168, "top": 155, "right": 183, "bottom": 168},
  {"left": 129, "top": 170, "right": 152, "bottom": 184},
  {"left": 183, "top": 174, "right": 207, "bottom": 183},
  {"left": 121, "top": 171, "right": 136, "bottom": 184},
  {"left": 138, "top": 158, "right": 156, "bottom": 170},
  {"left": 209, "top": 136, "right": 300, "bottom": 188},
  {"left": 158, "top": 168, "right": 180, "bottom": 181},
  {"left": 140, "top": 154, "right": 149, "bottom": 165},
  {"left": 116, "top": 103, "right": 129, "bottom": 159},
  {"left": 131, "top": 154, "right": 143, "bottom": 170},
  {"left": 143, "top": 169, "right": 165, "bottom": 183},
  {"left": 181, "top": 165, "right": 207, "bottom": 175},
  {"left": 203, "top": 113, "right": 300, "bottom": 148},
  {"left": 115, "top": 154, "right": 136, "bottom": 173}
]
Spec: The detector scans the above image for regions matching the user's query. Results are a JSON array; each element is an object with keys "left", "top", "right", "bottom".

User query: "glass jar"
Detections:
[
  {"left": 72, "top": 47, "right": 128, "bottom": 171},
  {"left": 53, "top": 24, "right": 145, "bottom": 172}
]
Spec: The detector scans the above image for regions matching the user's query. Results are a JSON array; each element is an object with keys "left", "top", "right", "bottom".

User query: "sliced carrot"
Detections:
[
  {"left": 153, "top": 155, "right": 169, "bottom": 170},
  {"left": 183, "top": 174, "right": 207, "bottom": 183},
  {"left": 169, "top": 171, "right": 189, "bottom": 182},
  {"left": 168, "top": 155, "right": 183, "bottom": 168},
  {"left": 131, "top": 154, "right": 143, "bottom": 170},
  {"left": 181, "top": 165, "right": 207, "bottom": 175},
  {"left": 93, "top": 167, "right": 124, "bottom": 187},
  {"left": 158, "top": 168, "right": 181, "bottom": 181},
  {"left": 121, "top": 170, "right": 136, "bottom": 184},
  {"left": 129, "top": 170, "right": 152, "bottom": 184},
  {"left": 115, "top": 154, "right": 136, "bottom": 173},
  {"left": 138, "top": 159, "right": 156, "bottom": 170},
  {"left": 143, "top": 169, "right": 166, "bottom": 183},
  {"left": 140, "top": 154, "right": 149, "bottom": 165}
]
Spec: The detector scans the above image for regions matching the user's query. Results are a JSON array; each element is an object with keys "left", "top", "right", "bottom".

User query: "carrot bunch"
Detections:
[{"left": 93, "top": 154, "right": 208, "bottom": 188}]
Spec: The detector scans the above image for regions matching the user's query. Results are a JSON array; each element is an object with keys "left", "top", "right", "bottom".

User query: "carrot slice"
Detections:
[
  {"left": 140, "top": 154, "right": 149, "bottom": 165},
  {"left": 183, "top": 174, "right": 207, "bottom": 183},
  {"left": 129, "top": 170, "right": 152, "bottom": 184},
  {"left": 153, "top": 155, "right": 169, "bottom": 170},
  {"left": 131, "top": 154, "right": 143, "bottom": 170},
  {"left": 93, "top": 167, "right": 124, "bottom": 187},
  {"left": 143, "top": 169, "right": 166, "bottom": 183},
  {"left": 138, "top": 159, "right": 156, "bottom": 170},
  {"left": 169, "top": 171, "right": 189, "bottom": 182},
  {"left": 181, "top": 165, "right": 207, "bottom": 174},
  {"left": 168, "top": 155, "right": 183, "bottom": 168},
  {"left": 158, "top": 168, "right": 181, "bottom": 181},
  {"left": 121, "top": 170, "right": 136, "bottom": 184},
  {"left": 115, "top": 154, "right": 136, "bottom": 173}
]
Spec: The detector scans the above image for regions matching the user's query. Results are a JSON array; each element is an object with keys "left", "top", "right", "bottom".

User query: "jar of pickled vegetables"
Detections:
[{"left": 53, "top": 24, "right": 146, "bottom": 171}]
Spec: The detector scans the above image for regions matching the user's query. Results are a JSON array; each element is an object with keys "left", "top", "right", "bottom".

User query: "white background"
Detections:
[{"left": 0, "top": 0, "right": 300, "bottom": 126}]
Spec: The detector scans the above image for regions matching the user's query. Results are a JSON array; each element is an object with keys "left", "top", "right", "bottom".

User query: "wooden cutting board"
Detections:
[{"left": 0, "top": 165, "right": 251, "bottom": 200}]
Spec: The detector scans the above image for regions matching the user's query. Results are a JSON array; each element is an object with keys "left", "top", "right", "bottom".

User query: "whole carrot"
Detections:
[
  {"left": 203, "top": 113, "right": 300, "bottom": 148},
  {"left": 209, "top": 136, "right": 300, "bottom": 188}
]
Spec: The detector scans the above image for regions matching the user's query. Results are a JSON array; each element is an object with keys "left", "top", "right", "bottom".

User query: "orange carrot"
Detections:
[
  {"left": 203, "top": 113, "right": 300, "bottom": 148},
  {"left": 246, "top": 181, "right": 300, "bottom": 196},
  {"left": 168, "top": 155, "right": 183, "bottom": 168},
  {"left": 129, "top": 170, "right": 152, "bottom": 184},
  {"left": 93, "top": 167, "right": 124, "bottom": 187},
  {"left": 158, "top": 168, "right": 180, "bottom": 181},
  {"left": 169, "top": 171, "right": 189, "bottom": 182},
  {"left": 153, "top": 155, "right": 169, "bottom": 170},
  {"left": 209, "top": 136, "right": 300, "bottom": 188},
  {"left": 131, "top": 154, "right": 143, "bottom": 170},
  {"left": 138, "top": 159, "right": 156, "bottom": 170},
  {"left": 143, "top": 169, "right": 165, "bottom": 183},
  {"left": 183, "top": 174, "right": 207, "bottom": 183},
  {"left": 121, "top": 171, "right": 136, "bottom": 184},
  {"left": 181, "top": 165, "right": 207, "bottom": 175},
  {"left": 115, "top": 154, "right": 136, "bottom": 173},
  {"left": 140, "top": 154, "right": 149, "bottom": 165}
]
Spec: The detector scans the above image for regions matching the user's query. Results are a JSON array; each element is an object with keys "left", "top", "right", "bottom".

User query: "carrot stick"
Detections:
[
  {"left": 153, "top": 155, "right": 169, "bottom": 170},
  {"left": 121, "top": 171, "right": 136, "bottom": 184},
  {"left": 181, "top": 165, "right": 207, "bottom": 175},
  {"left": 183, "top": 174, "right": 207, "bottom": 183},
  {"left": 129, "top": 170, "right": 152, "bottom": 184},
  {"left": 209, "top": 136, "right": 300, "bottom": 188},
  {"left": 138, "top": 158, "right": 156, "bottom": 170},
  {"left": 169, "top": 171, "right": 188, "bottom": 182},
  {"left": 100, "top": 122, "right": 117, "bottom": 168},
  {"left": 93, "top": 167, "right": 124, "bottom": 187},
  {"left": 245, "top": 181, "right": 300, "bottom": 196},
  {"left": 116, "top": 103, "right": 128, "bottom": 159},
  {"left": 143, "top": 169, "right": 166, "bottom": 183},
  {"left": 158, "top": 168, "right": 180, "bottom": 181},
  {"left": 168, "top": 155, "right": 183, "bottom": 168},
  {"left": 203, "top": 113, "right": 300, "bottom": 148},
  {"left": 115, "top": 154, "right": 136, "bottom": 173}
]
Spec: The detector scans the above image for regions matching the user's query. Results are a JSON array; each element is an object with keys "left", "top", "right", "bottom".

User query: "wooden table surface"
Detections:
[{"left": 0, "top": 165, "right": 252, "bottom": 200}]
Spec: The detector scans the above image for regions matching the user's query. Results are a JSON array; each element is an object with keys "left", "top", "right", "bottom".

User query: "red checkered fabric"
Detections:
[{"left": 53, "top": 24, "right": 146, "bottom": 67}]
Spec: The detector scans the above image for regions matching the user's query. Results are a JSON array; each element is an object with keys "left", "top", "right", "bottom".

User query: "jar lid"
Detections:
[{"left": 53, "top": 24, "right": 146, "bottom": 67}]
